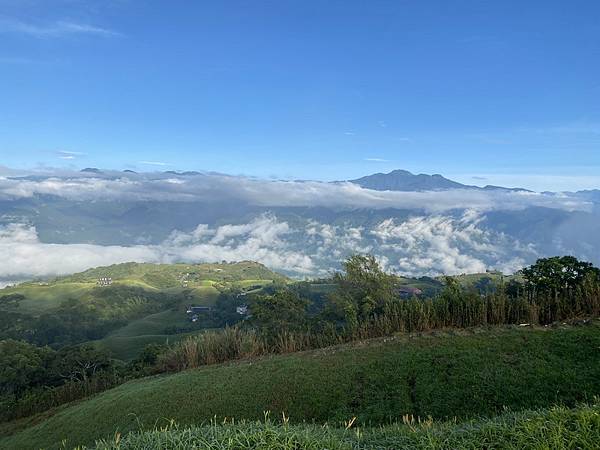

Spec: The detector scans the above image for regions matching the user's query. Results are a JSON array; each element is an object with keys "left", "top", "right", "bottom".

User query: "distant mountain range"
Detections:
[
  {"left": 350, "top": 169, "right": 531, "bottom": 192},
  {"left": 76, "top": 167, "right": 537, "bottom": 194}
]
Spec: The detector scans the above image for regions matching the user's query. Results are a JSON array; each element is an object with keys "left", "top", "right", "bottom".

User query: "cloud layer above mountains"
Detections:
[
  {"left": 1, "top": 171, "right": 597, "bottom": 285},
  {"left": 0, "top": 172, "right": 590, "bottom": 213}
]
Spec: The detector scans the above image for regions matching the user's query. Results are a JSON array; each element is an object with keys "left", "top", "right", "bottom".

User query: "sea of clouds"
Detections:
[
  {"left": 0, "top": 171, "right": 590, "bottom": 212},
  {"left": 0, "top": 170, "right": 592, "bottom": 284},
  {"left": 0, "top": 211, "right": 536, "bottom": 284}
]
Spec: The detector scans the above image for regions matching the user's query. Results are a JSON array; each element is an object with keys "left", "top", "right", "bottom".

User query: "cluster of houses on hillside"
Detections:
[{"left": 97, "top": 277, "right": 113, "bottom": 287}]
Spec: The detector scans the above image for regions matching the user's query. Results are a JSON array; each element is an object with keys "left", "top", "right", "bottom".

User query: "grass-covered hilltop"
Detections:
[
  {"left": 0, "top": 261, "right": 287, "bottom": 359},
  {"left": 1, "top": 255, "right": 599, "bottom": 449}
]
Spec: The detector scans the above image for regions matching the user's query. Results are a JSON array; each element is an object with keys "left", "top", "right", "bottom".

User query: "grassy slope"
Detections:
[
  {"left": 2, "top": 322, "right": 599, "bottom": 450},
  {"left": 95, "top": 286, "right": 220, "bottom": 360},
  {"left": 1, "top": 261, "right": 286, "bottom": 313},
  {"left": 0, "top": 283, "right": 96, "bottom": 314},
  {"left": 1, "top": 262, "right": 284, "bottom": 360},
  {"left": 91, "top": 403, "right": 600, "bottom": 450},
  {"left": 56, "top": 261, "right": 288, "bottom": 288}
]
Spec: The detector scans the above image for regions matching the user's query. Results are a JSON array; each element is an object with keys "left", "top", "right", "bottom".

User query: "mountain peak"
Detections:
[
  {"left": 80, "top": 168, "right": 102, "bottom": 174},
  {"left": 350, "top": 169, "right": 467, "bottom": 191}
]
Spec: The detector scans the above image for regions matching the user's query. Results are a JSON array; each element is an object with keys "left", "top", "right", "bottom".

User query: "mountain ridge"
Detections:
[{"left": 350, "top": 169, "right": 532, "bottom": 192}]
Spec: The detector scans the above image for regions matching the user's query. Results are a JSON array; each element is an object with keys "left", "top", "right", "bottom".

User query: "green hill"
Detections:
[
  {"left": 1, "top": 321, "right": 598, "bottom": 449},
  {"left": 0, "top": 262, "right": 287, "bottom": 359},
  {"left": 54, "top": 261, "right": 288, "bottom": 288}
]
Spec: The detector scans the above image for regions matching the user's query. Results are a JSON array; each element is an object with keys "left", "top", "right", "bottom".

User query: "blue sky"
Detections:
[{"left": 1, "top": 0, "right": 599, "bottom": 191}]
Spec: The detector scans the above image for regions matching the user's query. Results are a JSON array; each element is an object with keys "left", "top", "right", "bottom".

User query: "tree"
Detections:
[
  {"left": 330, "top": 255, "right": 398, "bottom": 327},
  {"left": 504, "top": 279, "right": 524, "bottom": 299},
  {"left": 51, "top": 345, "right": 112, "bottom": 383},
  {"left": 474, "top": 276, "right": 495, "bottom": 294},
  {"left": 0, "top": 340, "right": 54, "bottom": 397},
  {"left": 521, "top": 256, "right": 600, "bottom": 294},
  {"left": 0, "top": 294, "right": 24, "bottom": 308},
  {"left": 249, "top": 290, "right": 310, "bottom": 338}
]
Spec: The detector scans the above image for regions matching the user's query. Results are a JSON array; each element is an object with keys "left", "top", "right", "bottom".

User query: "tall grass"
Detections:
[
  {"left": 90, "top": 402, "right": 600, "bottom": 450},
  {"left": 158, "top": 327, "right": 265, "bottom": 371},
  {"left": 1, "top": 373, "right": 123, "bottom": 422},
  {"left": 159, "top": 281, "right": 600, "bottom": 372}
]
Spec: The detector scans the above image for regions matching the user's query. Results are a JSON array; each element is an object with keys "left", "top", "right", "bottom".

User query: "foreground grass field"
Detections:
[
  {"left": 90, "top": 403, "right": 600, "bottom": 450},
  {"left": 1, "top": 321, "right": 598, "bottom": 449}
]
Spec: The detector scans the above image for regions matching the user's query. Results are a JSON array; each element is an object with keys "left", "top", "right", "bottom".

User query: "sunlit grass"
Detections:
[{"left": 89, "top": 403, "right": 600, "bottom": 450}]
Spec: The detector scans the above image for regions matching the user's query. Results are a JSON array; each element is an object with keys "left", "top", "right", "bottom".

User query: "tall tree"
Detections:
[
  {"left": 521, "top": 256, "right": 599, "bottom": 294},
  {"left": 330, "top": 255, "right": 398, "bottom": 328}
]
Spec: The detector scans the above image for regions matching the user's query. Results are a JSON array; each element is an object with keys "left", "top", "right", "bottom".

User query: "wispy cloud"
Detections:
[
  {"left": 57, "top": 150, "right": 85, "bottom": 160},
  {"left": 139, "top": 161, "right": 172, "bottom": 167},
  {"left": 0, "top": 17, "right": 122, "bottom": 38},
  {"left": 364, "top": 157, "right": 390, "bottom": 162}
]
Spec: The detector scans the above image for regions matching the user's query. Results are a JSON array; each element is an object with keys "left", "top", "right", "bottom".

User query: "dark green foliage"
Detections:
[
  {"left": 210, "top": 290, "right": 248, "bottom": 327},
  {"left": 522, "top": 256, "right": 600, "bottom": 294},
  {"left": 0, "top": 341, "right": 119, "bottom": 422},
  {"left": 0, "top": 294, "right": 24, "bottom": 307},
  {"left": 0, "top": 340, "right": 54, "bottom": 397},
  {"left": 51, "top": 345, "right": 113, "bottom": 383},
  {"left": 249, "top": 290, "right": 310, "bottom": 340},
  {"left": 473, "top": 276, "right": 495, "bottom": 294},
  {"left": 131, "top": 344, "right": 165, "bottom": 369},
  {"left": 329, "top": 255, "right": 398, "bottom": 328}
]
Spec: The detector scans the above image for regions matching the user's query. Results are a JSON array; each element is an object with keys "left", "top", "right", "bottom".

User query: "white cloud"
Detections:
[
  {"left": 0, "top": 223, "right": 160, "bottom": 283},
  {"left": 0, "top": 173, "right": 591, "bottom": 213},
  {"left": 365, "top": 158, "right": 390, "bottom": 162},
  {"left": 0, "top": 211, "right": 537, "bottom": 283},
  {"left": 58, "top": 150, "right": 85, "bottom": 160},
  {"left": 0, "top": 17, "right": 121, "bottom": 38},
  {"left": 369, "top": 210, "right": 536, "bottom": 276},
  {"left": 0, "top": 217, "right": 315, "bottom": 282}
]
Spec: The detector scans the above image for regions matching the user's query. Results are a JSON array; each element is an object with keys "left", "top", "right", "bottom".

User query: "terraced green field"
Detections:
[{"left": 2, "top": 321, "right": 598, "bottom": 449}]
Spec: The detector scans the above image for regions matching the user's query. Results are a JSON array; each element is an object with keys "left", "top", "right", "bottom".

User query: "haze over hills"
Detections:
[{"left": 0, "top": 167, "right": 599, "bottom": 284}]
